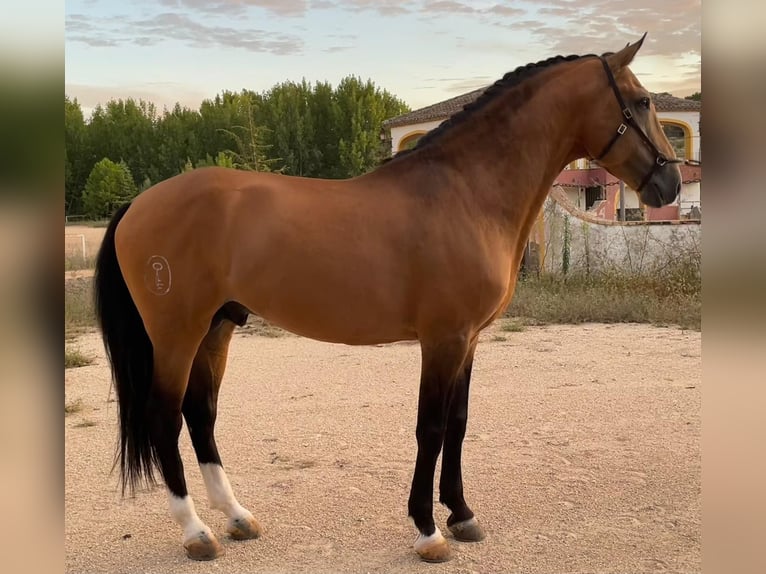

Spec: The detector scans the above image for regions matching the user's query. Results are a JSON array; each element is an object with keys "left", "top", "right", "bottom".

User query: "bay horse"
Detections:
[{"left": 94, "top": 35, "right": 681, "bottom": 563}]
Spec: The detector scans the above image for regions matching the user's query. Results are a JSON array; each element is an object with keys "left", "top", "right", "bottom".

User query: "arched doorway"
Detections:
[
  {"left": 397, "top": 131, "right": 426, "bottom": 152},
  {"left": 661, "top": 120, "right": 693, "bottom": 161}
]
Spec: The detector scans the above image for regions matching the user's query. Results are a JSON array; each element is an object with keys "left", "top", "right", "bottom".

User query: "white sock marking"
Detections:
[
  {"left": 414, "top": 526, "right": 446, "bottom": 552},
  {"left": 167, "top": 493, "right": 212, "bottom": 541},
  {"left": 199, "top": 463, "right": 252, "bottom": 520}
]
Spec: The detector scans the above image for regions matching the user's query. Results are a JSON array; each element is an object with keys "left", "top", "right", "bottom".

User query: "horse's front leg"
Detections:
[
  {"left": 408, "top": 334, "right": 472, "bottom": 562},
  {"left": 439, "top": 340, "right": 486, "bottom": 542}
]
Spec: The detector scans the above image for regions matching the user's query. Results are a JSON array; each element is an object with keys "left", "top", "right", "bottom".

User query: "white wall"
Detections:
[
  {"left": 540, "top": 194, "right": 701, "bottom": 275},
  {"left": 390, "top": 120, "right": 444, "bottom": 153}
]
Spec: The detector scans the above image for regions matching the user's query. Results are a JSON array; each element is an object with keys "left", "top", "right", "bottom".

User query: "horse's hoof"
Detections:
[
  {"left": 414, "top": 527, "right": 452, "bottom": 562},
  {"left": 226, "top": 515, "right": 263, "bottom": 540},
  {"left": 184, "top": 530, "right": 223, "bottom": 561},
  {"left": 448, "top": 517, "right": 486, "bottom": 542}
]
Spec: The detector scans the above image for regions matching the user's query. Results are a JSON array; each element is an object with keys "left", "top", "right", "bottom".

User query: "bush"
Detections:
[{"left": 81, "top": 158, "right": 137, "bottom": 219}]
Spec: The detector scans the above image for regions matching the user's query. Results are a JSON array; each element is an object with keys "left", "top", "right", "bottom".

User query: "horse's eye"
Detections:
[{"left": 638, "top": 97, "right": 651, "bottom": 110}]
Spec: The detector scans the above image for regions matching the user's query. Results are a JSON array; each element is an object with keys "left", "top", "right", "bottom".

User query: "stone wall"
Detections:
[{"left": 536, "top": 186, "right": 701, "bottom": 275}]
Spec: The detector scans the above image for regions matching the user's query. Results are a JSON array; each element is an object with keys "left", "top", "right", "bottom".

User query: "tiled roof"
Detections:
[
  {"left": 383, "top": 88, "right": 700, "bottom": 128},
  {"left": 382, "top": 87, "right": 486, "bottom": 128},
  {"left": 652, "top": 92, "right": 701, "bottom": 112}
]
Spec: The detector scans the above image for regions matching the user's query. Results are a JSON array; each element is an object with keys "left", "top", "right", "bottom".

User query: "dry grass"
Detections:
[
  {"left": 65, "top": 398, "right": 84, "bottom": 416},
  {"left": 509, "top": 262, "right": 701, "bottom": 331},
  {"left": 500, "top": 319, "right": 526, "bottom": 332},
  {"left": 73, "top": 419, "right": 97, "bottom": 428},
  {"left": 65, "top": 277, "right": 96, "bottom": 335},
  {"left": 65, "top": 347, "right": 94, "bottom": 369},
  {"left": 65, "top": 253, "right": 97, "bottom": 271}
]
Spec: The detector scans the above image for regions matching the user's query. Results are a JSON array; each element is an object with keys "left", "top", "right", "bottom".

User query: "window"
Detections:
[{"left": 585, "top": 186, "right": 603, "bottom": 209}]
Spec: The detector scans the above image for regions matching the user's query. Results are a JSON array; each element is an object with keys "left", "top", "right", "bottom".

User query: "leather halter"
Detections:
[{"left": 593, "top": 57, "right": 682, "bottom": 192}]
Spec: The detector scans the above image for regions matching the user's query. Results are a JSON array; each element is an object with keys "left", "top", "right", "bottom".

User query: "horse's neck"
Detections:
[
  {"left": 389, "top": 71, "right": 583, "bottom": 248},
  {"left": 435, "top": 84, "right": 582, "bottom": 234}
]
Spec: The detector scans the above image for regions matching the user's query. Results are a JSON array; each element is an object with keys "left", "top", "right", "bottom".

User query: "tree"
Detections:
[
  {"left": 87, "top": 98, "right": 159, "bottom": 188},
  {"left": 218, "top": 94, "right": 280, "bottom": 172},
  {"left": 196, "top": 151, "right": 235, "bottom": 168},
  {"left": 685, "top": 92, "right": 701, "bottom": 102},
  {"left": 65, "top": 96, "right": 89, "bottom": 214},
  {"left": 332, "top": 76, "right": 409, "bottom": 178},
  {"left": 155, "top": 103, "right": 202, "bottom": 181},
  {"left": 81, "top": 158, "right": 138, "bottom": 219},
  {"left": 260, "top": 80, "right": 320, "bottom": 176}
]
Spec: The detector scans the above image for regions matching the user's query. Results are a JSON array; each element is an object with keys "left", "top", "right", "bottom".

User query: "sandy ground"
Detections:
[{"left": 65, "top": 323, "right": 700, "bottom": 574}]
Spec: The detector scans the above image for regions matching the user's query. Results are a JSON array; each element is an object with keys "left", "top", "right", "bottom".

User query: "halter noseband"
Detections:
[{"left": 593, "top": 57, "right": 682, "bottom": 192}]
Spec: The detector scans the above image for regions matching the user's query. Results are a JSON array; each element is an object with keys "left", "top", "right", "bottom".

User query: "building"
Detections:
[{"left": 382, "top": 88, "right": 701, "bottom": 221}]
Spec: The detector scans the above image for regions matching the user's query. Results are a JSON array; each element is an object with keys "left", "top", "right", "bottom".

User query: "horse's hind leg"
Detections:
[
  {"left": 439, "top": 339, "right": 486, "bottom": 542},
  {"left": 149, "top": 331, "right": 223, "bottom": 561},
  {"left": 183, "top": 315, "right": 262, "bottom": 542}
]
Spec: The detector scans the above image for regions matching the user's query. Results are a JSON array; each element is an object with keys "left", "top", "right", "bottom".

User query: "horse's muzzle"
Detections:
[{"left": 640, "top": 164, "right": 682, "bottom": 208}]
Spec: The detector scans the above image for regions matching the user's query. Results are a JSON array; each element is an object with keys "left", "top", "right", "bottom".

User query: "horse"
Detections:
[{"left": 94, "top": 34, "right": 682, "bottom": 563}]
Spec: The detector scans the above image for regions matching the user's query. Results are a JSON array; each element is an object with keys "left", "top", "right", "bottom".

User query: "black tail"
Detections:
[{"left": 94, "top": 202, "right": 158, "bottom": 495}]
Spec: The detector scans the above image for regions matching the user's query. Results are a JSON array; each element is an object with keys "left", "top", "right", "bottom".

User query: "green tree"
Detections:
[
  {"left": 218, "top": 93, "right": 280, "bottom": 172},
  {"left": 65, "top": 96, "right": 89, "bottom": 214},
  {"left": 332, "top": 76, "right": 409, "bottom": 178},
  {"left": 260, "top": 80, "right": 320, "bottom": 176},
  {"left": 81, "top": 158, "right": 138, "bottom": 219},
  {"left": 155, "top": 103, "right": 202, "bottom": 180},
  {"left": 87, "top": 98, "right": 158, "bottom": 187},
  {"left": 195, "top": 151, "right": 235, "bottom": 168},
  {"left": 685, "top": 92, "right": 701, "bottom": 102}
]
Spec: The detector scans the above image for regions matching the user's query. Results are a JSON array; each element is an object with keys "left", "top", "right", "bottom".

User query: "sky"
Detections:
[{"left": 65, "top": 0, "right": 701, "bottom": 116}]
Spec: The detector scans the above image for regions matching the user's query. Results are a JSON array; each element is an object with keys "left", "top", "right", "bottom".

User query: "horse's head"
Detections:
[{"left": 581, "top": 34, "right": 682, "bottom": 208}]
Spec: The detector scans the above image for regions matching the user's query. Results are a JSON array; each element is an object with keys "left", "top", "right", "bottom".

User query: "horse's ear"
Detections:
[{"left": 606, "top": 32, "right": 647, "bottom": 72}]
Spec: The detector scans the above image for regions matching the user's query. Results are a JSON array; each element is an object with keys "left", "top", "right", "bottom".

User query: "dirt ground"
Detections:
[{"left": 65, "top": 323, "right": 700, "bottom": 574}]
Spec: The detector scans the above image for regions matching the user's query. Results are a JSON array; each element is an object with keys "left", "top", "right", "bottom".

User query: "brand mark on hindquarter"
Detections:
[{"left": 144, "top": 255, "right": 172, "bottom": 295}]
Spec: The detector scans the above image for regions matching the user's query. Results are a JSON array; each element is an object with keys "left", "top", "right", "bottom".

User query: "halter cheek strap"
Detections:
[{"left": 594, "top": 57, "right": 682, "bottom": 192}]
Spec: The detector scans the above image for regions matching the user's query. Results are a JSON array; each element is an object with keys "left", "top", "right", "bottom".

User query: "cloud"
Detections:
[
  {"left": 322, "top": 45, "right": 354, "bottom": 53},
  {"left": 513, "top": 0, "right": 701, "bottom": 60},
  {"left": 417, "top": 75, "right": 493, "bottom": 94},
  {"left": 157, "top": 0, "right": 308, "bottom": 17},
  {"left": 66, "top": 12, "right": 304, "bottom": 55},
  {"left": 482, "top": 3, "right": 526, "bottom": 17},
  {"left": 443, "top": 76, "right": 493, "bottom": 93},
  {"left": 423, "top": 1, "right": 477, "bottom": 13}
]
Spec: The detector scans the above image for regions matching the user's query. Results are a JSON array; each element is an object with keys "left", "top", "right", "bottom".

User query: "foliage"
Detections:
[
  {"left": 81, "top": 158, "right": 137, "bottom": 219},
  {"left": 64, "top": 77, "right": 410, "bottom": 215},
  {"left": 507, "top": 256, "right": 701, "bottom": 331},
  {"left": 65, "top": 348, "right": 94, "bottom": 369},
  {"left": 684, "top": 92, "right": 701, "bottom": 102}
]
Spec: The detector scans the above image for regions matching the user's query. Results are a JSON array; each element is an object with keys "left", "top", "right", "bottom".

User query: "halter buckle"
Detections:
[
  {"left": 622, "top": 108, "right": 633, "bottom": 120},
  {"left": 617, "top": 123, "right": 628, "bottom": 135}
]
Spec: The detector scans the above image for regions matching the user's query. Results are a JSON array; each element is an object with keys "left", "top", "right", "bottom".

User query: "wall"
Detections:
[
  {"left": 537, "top": 187, "right": 701, "bottom": 275},
  {"left": 389, "top": 120, "right": 444, "bottom": 153}
]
